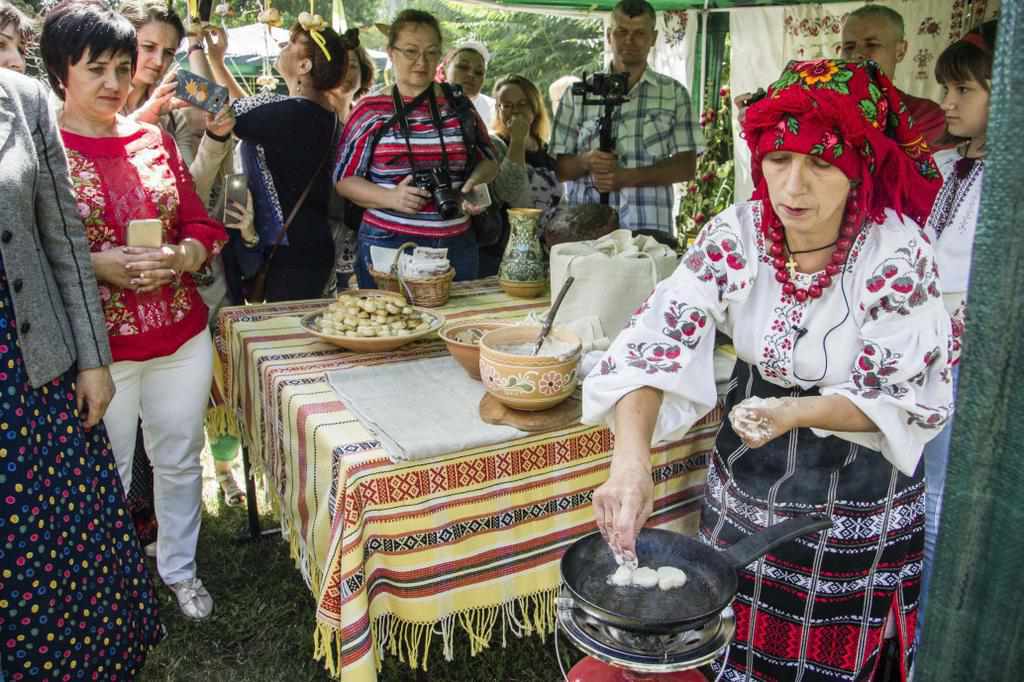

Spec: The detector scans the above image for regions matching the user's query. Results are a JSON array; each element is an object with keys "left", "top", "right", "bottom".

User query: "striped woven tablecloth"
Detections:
[{"left": 214, "top": 279, "right": 720, "bottom": 681}]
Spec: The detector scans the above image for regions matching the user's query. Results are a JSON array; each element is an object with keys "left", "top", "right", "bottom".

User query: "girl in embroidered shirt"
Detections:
[{"left": 916, "top": 18, "right": 998, "bottom": 644}]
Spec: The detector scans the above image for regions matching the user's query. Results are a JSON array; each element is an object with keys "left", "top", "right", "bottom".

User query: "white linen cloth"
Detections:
[
  {"left": 548, "top": 229, "right": 679, "bottom": 344},
  {"left": 728, "top": 6, "right": 787, "bottom": 203},
  {"left": 583, "top": 201, "right": 954, "bottom": 475},
  {"left": 327, "top": 356, "right": 528, "bottom": 462}
]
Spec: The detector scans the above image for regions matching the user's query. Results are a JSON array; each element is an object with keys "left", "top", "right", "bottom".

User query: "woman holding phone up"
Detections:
[{"left": 41, "top": 0, "right": 227, "bottom": 620}]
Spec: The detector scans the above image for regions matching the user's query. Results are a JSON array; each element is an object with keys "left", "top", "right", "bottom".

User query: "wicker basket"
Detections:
[{"left": 369, "top": 242, "right": 455, "bottom": 308}]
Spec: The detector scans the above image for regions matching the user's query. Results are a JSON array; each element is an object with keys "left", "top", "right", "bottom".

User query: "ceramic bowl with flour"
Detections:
[{"left": 479, "top": 326, "right": 582, "bottom": 411}]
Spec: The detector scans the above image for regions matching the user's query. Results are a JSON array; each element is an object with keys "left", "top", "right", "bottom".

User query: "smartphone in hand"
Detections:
[
  {"left": 463, "top": 183, "right": 492, "bottom": 210},
  {"left": 176, "top": 70, "right": 229, "bottom": 114},
  {"left": 222, "top": 173, "right": 249, "bottom": 223},
  {"left": 126, "top": 219, "right": 163, "bottom": 248}
]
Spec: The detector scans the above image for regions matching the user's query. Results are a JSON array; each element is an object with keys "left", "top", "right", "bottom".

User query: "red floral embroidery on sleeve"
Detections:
[
  {"left": 850, "top": 341, "right": 906, "bottom": 398},
  {"left": 662, "top": 301, "right": 708, "bottom": 349},
  {"left": 683, "top": 219, "right": 750, "bottom": 296},
  {"left": 862, "top": 240, "right": 940, "bottom": 320},
  {"left": 625, "top": 342, "right": 684, "bottom": 374}
]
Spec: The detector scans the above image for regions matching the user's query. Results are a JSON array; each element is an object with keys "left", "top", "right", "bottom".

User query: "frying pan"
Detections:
[{"left": 561, "top": 515, "right": 833, "bottom": 634}]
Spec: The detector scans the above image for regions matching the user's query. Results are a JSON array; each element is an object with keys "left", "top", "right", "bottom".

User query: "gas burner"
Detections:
[{"left": 556, "top": 588, "right": 735, "bottom": 674}]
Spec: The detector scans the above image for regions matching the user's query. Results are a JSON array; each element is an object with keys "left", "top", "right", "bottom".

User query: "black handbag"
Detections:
[{"left": 471, "top": 200, "right": 508, "bottom": 248}]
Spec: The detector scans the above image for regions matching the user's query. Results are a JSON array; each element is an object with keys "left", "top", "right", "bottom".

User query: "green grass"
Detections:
[{"left": 137, "top": 465, "right": 574, "bottom": 681}]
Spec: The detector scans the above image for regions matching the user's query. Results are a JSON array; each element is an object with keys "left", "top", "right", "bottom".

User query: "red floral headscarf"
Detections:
[{"left": 743, "top": 59, "right": 941, "bottom": 230}]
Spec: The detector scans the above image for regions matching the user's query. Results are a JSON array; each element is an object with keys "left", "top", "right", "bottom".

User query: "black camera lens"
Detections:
[
  {"left": 434, "top": 188, "right": 461, "bottom": 220},
  {"left": 414, "top": 168, "right": 462, "bottom": 220}
]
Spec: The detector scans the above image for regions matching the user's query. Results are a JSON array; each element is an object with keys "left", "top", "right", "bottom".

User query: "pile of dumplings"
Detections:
[
  {"left": 318, "top": 295, "right": 436, "bottom": 338},
  {"left": 609, "top": 564, "right": 688, "bottom": 591}
]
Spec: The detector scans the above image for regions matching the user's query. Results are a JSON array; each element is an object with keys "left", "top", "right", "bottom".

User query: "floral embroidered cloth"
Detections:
[
  {"left": 62, "top": 123, "right": 226, "bottom": 362},
  {"left": 925, "top": 147, "right": 982, "bottom": 366},
  {"left": 583, "top": 200, "right": 954, "bottom": 475},
  {"left": 326, "top": 355, "right": 528, "bottom": 462}
]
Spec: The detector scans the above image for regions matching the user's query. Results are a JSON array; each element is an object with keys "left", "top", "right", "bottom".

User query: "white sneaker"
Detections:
[{"left": 168, "top": 577, "right": 214, "bottom": 620}]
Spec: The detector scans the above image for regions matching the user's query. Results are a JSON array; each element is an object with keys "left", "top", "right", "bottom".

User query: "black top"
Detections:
[{"left": 230, "top": 94, "right": 339, "bottom": 300}]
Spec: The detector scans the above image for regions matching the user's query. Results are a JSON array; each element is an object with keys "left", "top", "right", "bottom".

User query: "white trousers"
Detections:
[{"left": 104, "top": 329, "right": 213, "bottom": 585}]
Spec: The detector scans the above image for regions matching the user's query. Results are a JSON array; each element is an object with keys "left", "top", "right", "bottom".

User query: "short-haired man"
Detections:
[
  {"left": 550, "top": 0, "right": 700, "bottom": 234},
  {"left": 840, "top": 5, "right": 946, "bottom": 146}
]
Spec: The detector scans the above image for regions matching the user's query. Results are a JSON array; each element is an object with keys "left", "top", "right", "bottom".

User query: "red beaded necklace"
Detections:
[{"left": 766, "top": 191, "right": 862, "bottom": 302}]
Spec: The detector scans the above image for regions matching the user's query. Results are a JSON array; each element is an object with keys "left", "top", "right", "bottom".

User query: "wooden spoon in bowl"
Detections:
[{"left": 532, "top": 276, "right": 575, "bottom": 356}]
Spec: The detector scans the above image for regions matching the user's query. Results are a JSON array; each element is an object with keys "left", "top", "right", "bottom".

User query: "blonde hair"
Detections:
[{"left": 492, "top": 75, "right": 551, "bottom": 144}]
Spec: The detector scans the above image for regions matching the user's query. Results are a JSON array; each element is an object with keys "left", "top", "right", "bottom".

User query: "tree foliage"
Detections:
[
  {"left": 426, "top": 0, "right": 604, "bottom": 110},
  {"left": 362, "top": 0, "right": 605, "bottom": 112}
]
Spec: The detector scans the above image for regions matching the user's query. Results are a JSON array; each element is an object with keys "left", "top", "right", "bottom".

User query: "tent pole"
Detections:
[{"left": 698, "top": 1, "right": 709, "bottom": 115}]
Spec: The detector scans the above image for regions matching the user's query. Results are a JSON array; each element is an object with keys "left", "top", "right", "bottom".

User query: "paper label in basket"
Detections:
[
  {"left": 399, "top": 248, "right": 450, "bottom": 279},
  {"left": 370, "top": 245, "right": 399, "bottom": 273}
]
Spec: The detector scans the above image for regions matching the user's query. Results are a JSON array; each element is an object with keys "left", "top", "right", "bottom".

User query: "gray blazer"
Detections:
[{"left": 0, "top": 70, "right": 111, "bottom": 388}]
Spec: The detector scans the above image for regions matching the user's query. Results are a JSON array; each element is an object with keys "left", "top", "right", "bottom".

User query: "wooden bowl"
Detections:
[
  {"left": 499, "top": 279, "right": 546, "bottom": 299},
  {"left": 300, "top": 290, "right": 445, "bottom": 353},
  {"left": 439, "top": 320, "right": 513, "bottom": 380},
  {"left": 479, "top": 325, "right": 581, "bottom": 411}
]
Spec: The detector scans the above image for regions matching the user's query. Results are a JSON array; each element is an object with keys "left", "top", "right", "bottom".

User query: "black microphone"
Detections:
[{"left": 794, "top": 326, "right": 808, "bottom": 339}]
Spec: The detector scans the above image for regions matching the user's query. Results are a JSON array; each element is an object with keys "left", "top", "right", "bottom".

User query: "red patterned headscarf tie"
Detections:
[{"left": 743, "top": 59, "right": 941, "bottom": 230}]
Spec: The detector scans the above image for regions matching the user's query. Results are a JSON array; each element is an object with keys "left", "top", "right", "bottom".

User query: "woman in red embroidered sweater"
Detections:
[{"left": 41, "top": 0, "right": 227, "bottom": 621}]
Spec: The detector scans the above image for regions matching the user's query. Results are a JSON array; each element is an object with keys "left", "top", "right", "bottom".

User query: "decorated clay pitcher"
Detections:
[{"left": 499, "top": 208, "right": 545, "bottom": 298}]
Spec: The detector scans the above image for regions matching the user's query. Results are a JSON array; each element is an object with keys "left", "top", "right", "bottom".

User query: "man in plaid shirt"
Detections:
[{"left": 551, "top": 0, "right": 702, "bottom": 235}]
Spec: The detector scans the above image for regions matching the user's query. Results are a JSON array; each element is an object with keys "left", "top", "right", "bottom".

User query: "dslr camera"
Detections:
[
  {"left": 571, "top": 72, "right": 629, "bottom": 100},
  {"left": 414, "top": 167, "right": 461, "bottom": 220}
]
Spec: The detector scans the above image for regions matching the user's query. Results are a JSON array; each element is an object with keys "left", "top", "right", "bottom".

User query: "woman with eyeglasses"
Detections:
[
  {"left": 480, "top": 74, "right": 563, "bottom": 276},
  {"left": 335, "top": 9, "right": 498, "bottom": 288}
]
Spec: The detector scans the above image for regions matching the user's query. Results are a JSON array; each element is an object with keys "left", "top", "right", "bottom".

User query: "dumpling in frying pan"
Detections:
[{"left": 657, "top": 565, "right": 688, "bottom": 590}]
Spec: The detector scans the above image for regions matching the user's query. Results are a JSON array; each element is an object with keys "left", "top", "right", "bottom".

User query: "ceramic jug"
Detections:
[{"left": 498, "top": 208, "right": 546, "bottom": 298}]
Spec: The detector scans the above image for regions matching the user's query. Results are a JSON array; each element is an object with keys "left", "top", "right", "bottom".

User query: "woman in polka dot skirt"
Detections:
[{"left": 0, "top": 51, "right": 162, "bottom": 682}]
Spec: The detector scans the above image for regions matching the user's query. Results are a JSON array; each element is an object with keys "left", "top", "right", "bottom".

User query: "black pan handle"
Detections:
[{"left": 722, "top": 514, "right": 834, "bottom": 569}]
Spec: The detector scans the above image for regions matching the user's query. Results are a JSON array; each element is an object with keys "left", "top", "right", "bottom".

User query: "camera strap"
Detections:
[{"left": 390, "top": 85, "right": 449, "bottom": 173}]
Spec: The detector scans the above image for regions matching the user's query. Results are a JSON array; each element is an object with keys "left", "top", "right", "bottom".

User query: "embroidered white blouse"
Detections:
[
  {"left": 582, "top": 201, "right": 954, "bottom": 475},
  {"left": 926, "top": 148, "right": 982, "bottom": 309},
  {"left": 924, "top": 147, "right": 982, "bottom": 365}
]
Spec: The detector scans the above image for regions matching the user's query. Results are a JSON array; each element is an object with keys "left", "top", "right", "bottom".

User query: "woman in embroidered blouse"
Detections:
[
  {"left": 583, "top": 60, "right": 952, "bottom": 681},
  {"left": 41, "top": 0, "right": 227, "bottom": 621},
  {"left": 335, "top": 9, "right": 498, "bottom": 288},
  {"left": 481, "top": 75, "right": 562, "bottom": 276},
  {"left": 208, "top": 19, "right": 345, "bottom": 303},
  {"left": 916, "top": 20, "right": 996, "bottom": 641}
]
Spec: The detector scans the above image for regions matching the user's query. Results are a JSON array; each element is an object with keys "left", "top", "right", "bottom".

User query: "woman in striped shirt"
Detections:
[{"left": 334, "top": 9, "right": 498, "bottom": 288}]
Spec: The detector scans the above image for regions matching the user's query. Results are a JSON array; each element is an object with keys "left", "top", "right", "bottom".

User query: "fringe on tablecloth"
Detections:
[{"left": 312, "top": 587, "right": 560, "bottom": 678}]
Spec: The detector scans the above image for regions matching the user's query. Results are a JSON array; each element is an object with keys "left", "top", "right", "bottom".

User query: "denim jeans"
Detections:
[
  {"left": 916, "top": 364, "right": 959, "bottom": 645},
  {"left": 354, "top": 224, "right": 479, "bottom": 289}
]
